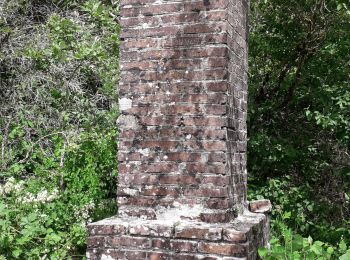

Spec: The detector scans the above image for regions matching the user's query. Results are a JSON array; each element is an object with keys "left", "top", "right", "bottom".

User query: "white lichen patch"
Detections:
[
  {"left": 101, "top": 254, "right": 114, "bottom": 260},
  {"left": 142, "top": 23, "right": 150, "bottom": 29},
  {"left": 123, "top": 188, "right": 139, "bottom": 196},
  {"left": 139, "top": 148, "right": 150, "bottom": 157},
  {"left": 119, "top": 98, "right": 132, "bottom": 111},
  {"left": 155, "top": 204, "right": 206, "bottom": 222},
  {"left": 117, "top": 115, "right": 140, "bottom": 130}
]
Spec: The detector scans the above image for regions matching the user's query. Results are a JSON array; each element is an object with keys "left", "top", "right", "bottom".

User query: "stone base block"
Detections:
[{"left": 87, "top": 211, "right": 268, "bottom": 260}]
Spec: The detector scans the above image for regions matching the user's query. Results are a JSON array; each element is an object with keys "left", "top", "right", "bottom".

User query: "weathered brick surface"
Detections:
[
  {"left": 87, "top": 214, "right": 267, "bottom": 260},
  {"left": 117, "top": 0, "right": 250, "bottom": 221},
  {"left": 87, "top": 0, "right": 270, "bottom": 258}
]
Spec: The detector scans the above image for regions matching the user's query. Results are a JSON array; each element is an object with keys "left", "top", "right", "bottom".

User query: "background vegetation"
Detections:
[
  {"left": 248, "top": 0, "right": 350, "bottom": 258},
  {"left": 0, "top": 0, "right": 119, "bottom": 258},
  {"left": 0, "top": 0, "right": 349, "bottom": 259}
]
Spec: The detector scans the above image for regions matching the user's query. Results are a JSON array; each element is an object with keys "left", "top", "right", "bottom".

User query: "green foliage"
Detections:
[
  {"left": 258, "top": 221, "right": 350, "bottom": 260},
  {"left": 0, "top": 129, "right": 117, "bottom": 258},
  {"left": 249, "top": 177, "right": 350, "bottom": 243},
  {"left": 0, "top": 0, "right": 119, "bottom": 258},
  {"left": 248, "top": 0, "right": 350, "bottom": 245}
]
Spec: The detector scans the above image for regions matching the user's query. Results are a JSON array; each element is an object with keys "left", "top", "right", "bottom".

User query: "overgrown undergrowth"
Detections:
[{"left": 0, "top": 0, "right": 119, "bottom": 258}]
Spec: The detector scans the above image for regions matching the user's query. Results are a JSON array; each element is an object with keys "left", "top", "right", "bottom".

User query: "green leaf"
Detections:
[
  {"left": 339, "top": 250, "right": 350, "bottom": 260},
  {"left": 339, "top": 240, "right": 347, "bottom": 251},
  {"left": 12, "top": 248, "right": 22, "bottom": 258},
  {"left": 282, "top": 211, "right": 291, "bottom": 219},
  {"left": 307, "top": 236, "right": 313, "bottom": 245},
  {"left": 326, "top": 247, "right": 334, "bottom": 254},
  {"left": 292, "top": 251, "right": 302, "bottom": 260},
  {"left": 292, "top": 234, "right": 303, "bottom": 251},
  {"left": 49, "top": 233, "right": 61, "bottom": 243},
  {"left": 310, "top": 242, "right": 323, "bottom": 255},
  {"left": 258, "top": 247, "right": 268, "bottom": 258},
  {"left": 306, "top": 251, "right": 317, "bottom": 260}
]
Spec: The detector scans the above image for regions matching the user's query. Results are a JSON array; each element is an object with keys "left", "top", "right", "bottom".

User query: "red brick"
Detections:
[
  {"left": 201, "top": 175, "right": 230, "bottom": 185},
  {"left": 174, "top": 224, "right": 222, "bottom": 241},
  {"left": 202, "top": 141, "right": 227, "bottom": 151},
  {"left": 152, "top": 238, "right": 170, "bottom": 250},
  {"left": 186, "top": 163, "right": 226, "bottom": 174},
  {"left": 88, "top": 225, "right": 116, "bottom": 236},
  {"left": 120, "top": 7, "right": 140, "bottom": 17},
  {"left": 121, "top": 26, "right": 180, "bottom": 38},
  {"left": 183, "top": 23, "right": 227, "bottom": 34},
  {"left": 120, "top": 60, "right": 158, "bottom": 70},
  {"left": 118, "top": 208, "right": 156, "bottom": 219},
  {"left": 140, "top": 163, "right": 178, "bottom": 173},
  {"left": 184, "top": 187, "right": 228, "bottom": 198},
  {"left": 140, "top": 3, "right": 182, "bottom": 16},
  {"left": 184, "top": 0, "right": 228, "bottom": 12},
  {"left": 171, "top": 254, "right": 197, "bottom": 260},
  {"left": 249, "top": 199, "right": 272, "bottom": 213},
  {"left": 207, "top": 81, "right": 229, "bottom": 92},
  {"left": 170, "top": 240, "right": 197, "bottom": 252},
  {"left": 165, "top": 152, "right": 202, "bottom": 162},
  {"left": 121, "top": 38, "right": 158, "bottom": 49},
  {"left": 206, "top": 198, "right": 230, "bottom": 209},
  {"left": 141, "top": 187, "right": 180, "bottom": 197},
  {"left": 163, "top": 36, "right": 203, "bottom": 47},
  {"left": 159, "top": 174, "right": 199, "bottom": 185},
  {"left": 129, "top": 224, "right": 150, "bottom": 236},
  {"left": 125, "top": 250, "right": 147, "bottom": 259},
  {"left": 202, "top": 105, "right": 226, "bottom": 116},
  {"left": 107, "top": 236, "right": 151, "bottom": 249},
  {"left": 119, "top": 174, "right": 159, "bottom": 185},
  {"left": 208, "top": 153, "right": 227, "bottom": 162},
  {"left": 120, "top": 0, "right": 154, "bottom": 6},
  {"left": 118, "top": 196, "right": 156, "bottom": 207},
  {"left": 198, "top": 242, "right": 246, "bottom": 256},
  {"left": 141, "top": 141, "right": 179, "bottom": 149},
  {"left": 200, "top": 212, "right": 232, "bottom": 223},
  {"left": 148, "top": 252, "right": 172, "bottom": 260},
  {"left": 223, "top": 228, "right": 248, "bottom": 242},
  {"left": 160, "top": 105, "right": 203, "bottom": 115},
  {"left": 87, "top": 236, "right": 104, "bottom": 248}
]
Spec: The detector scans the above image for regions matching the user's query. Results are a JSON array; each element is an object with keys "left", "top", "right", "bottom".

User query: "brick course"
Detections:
[
  {"left": 87, "top": 0, "right": 270, "bottom": 258},
  {"left": 88, "top": 212, "right": 268, "bottom": 260}
]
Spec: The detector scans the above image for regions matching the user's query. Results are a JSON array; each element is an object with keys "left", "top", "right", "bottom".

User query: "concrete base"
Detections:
[{"left": 87, "top": 210, "right": 269, "bottom": 260}]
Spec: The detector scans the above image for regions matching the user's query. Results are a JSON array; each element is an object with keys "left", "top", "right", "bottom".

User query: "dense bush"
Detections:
[
  {"left": 0, "top": 0, "right": 119, "bottom": 258},
  {"left": 248, "top": 0, "right": 350, "bottom": 258},
  {"left": 258, "top": 221, "right": 350, "bottom": 259}
]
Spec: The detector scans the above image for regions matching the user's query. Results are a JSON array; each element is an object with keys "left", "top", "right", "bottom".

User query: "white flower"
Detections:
[
  {"left": 80, "top": 221, "right": 86, "bottom": 228},
  {"left": 2, "top": 178, "right": 25, "bottom": 195},
  {"left": 3, "top": 177, "right": 16, "bottom": 194},
  {"left": 19, "top": 188, "right": 59, "bottom": 204},
  {"left": 36, "top": 189, "right": 48, "bottom": 202},
  {"left": 74, "top": 201, "right": 95, "bottom": 222}
]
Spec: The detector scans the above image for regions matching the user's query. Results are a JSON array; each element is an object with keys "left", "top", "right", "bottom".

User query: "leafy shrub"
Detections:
[
  {"left": 0, "top": 129, "right": 117, "bottom": 259},
  {"left": 259, "top": 221, "right": 350, "bottom": 260},
  {"left": 248, "top": 0, "right": 350, "bottom": 248},
  {"left": 0, "top": 0, "right": 119, "bottom": 258},
  {"left": 249, "top": 177, "right": 350, "bottom": 243}
]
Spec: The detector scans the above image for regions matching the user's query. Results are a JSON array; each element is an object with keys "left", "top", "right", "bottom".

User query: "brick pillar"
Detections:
[{"left": 87, "top": 1, "right": 270, "bottom": 259}]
